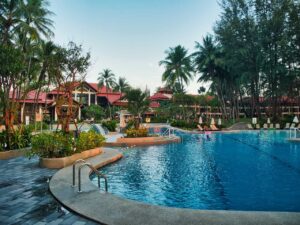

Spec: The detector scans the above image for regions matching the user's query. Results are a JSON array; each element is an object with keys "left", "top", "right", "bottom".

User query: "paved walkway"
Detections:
[{"left": 0, "top": 156, "right": 98, "bottom": 225}]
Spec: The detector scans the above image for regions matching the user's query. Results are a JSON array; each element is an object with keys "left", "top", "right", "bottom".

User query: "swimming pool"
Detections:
[{"left": 92, "top": 130, "right": 300, "bottom": 212}]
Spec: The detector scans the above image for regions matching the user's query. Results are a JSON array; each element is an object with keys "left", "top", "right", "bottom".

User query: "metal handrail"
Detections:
[
  {"left": 72, "top": 159, "right": 86, "bottom": 187},
  {"left": 78, "top": 163, "right": 108, "bottom": 193},
  {"left": 162, "top": 127, "right": 175, "bottom": 137}
]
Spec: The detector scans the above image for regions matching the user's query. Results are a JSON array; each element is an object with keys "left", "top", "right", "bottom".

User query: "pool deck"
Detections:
[
  {"left": 0, "top": 156, "right": 97, "bottom": 225},
  {"left": 50, "top": 148, "right": 300, "bottom": 225}
]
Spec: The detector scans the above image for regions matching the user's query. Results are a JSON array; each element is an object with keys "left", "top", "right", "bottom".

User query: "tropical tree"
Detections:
[
  {"left": 55, "top": 42, "right": 90, "bottom": 133},
  {"left": 97, "top": 69, "right": 116, "bottom": 118},
  {"left": 114, "top": 77, "right": 130, "bottom": 93},
  {"left": 193, "top": 35, "right": 232, "bottom": 118},
  {"left": 125, "top": 88, "right": 150, "bottom": 129},
  {"left": 82, "top": 105, "right": 105, "bottom": 121},
  {"left": 159, "top": 45, "right": 194, "bottom": 93},
  {"left": 0, "top": 0, "right": 54, "bottom": 149}
]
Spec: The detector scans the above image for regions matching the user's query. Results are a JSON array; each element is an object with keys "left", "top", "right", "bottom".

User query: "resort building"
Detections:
[{"left": 10, "top": 82, "right": 124, "bottom": 123}]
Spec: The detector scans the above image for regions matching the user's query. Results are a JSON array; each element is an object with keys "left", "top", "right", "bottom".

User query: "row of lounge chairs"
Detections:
[
  {"left": 247, "top": 123, "right": 300, "bottom": 130},
  {"left": 197, "top": 124, "right": 219, "bottom": 131}
]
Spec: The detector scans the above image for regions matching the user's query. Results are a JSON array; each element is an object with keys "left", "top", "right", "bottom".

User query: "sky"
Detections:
[{"left": 49, "top": 0, "right": 221, "bottom": 94}]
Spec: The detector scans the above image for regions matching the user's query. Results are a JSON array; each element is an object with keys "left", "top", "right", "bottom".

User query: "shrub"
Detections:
[
  {"left": 27, "top": 130, "right": 105, "bottom": 158},
  {"left": 26, "top": 122, "right": 49, "bottom": 132},
  {"left": 146, "top": 116, "right": 168, "bottom": 123},
  {"left": 76, "top": 130, "right": 105, "bottom": 152},
  {"left": 170, "top": 120, "right": 197, "bottom": 129},
  {"left": 126, "top": 128, "right": 148, "bottom": 138},
  {"left": 28, "top": 132, "right": 73, "bottom": 158},
  {"left": 102, "top": 120, "right": 117, "bottom": 132},
  {"left": 0, "top": 126, "right": 32, "bottom": 151},
  {"left": 82, "top": 105, "right": 105, "bottom": 121}
]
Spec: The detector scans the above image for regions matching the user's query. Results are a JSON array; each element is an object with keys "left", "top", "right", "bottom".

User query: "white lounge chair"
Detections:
[
  {"left": 263, "top": 123, "right": 268, "bottom": 129},
  {"left": 247, "top": 124, "right": 253, "bottom": 129},
  {"left": 197, "top": 124, "right": 204, "bottom": 131},
  {"left": 269, "top": 124, "right": 274, "bottom": 129},
  {"left": 290, "top": 123, "right": 296, "bottom": 129},
  {"left": 210, "top": 124, "right": 219, "bottom": 131},
  {"left": 256, "top": 124, "right": 260, "bottom": 129},
  {"left": 285, "top": 123, "right": 290, "bottom": 129},
  {"left": 275, "top": 123, "right": 280, "bottom": 129}
]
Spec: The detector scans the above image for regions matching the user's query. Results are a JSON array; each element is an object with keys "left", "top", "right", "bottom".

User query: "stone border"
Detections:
[
  {"left": 50, "top": 148, "right": 300, "bottom": 225},
  {"left": 40, "top": 147, "right": 103, "bottom": 169},
  {"left": 0, "top": 147, "right": 30, "bottom": 160},
  {"left": 104, "top": 136, "right": 180, "bottom": 147}
]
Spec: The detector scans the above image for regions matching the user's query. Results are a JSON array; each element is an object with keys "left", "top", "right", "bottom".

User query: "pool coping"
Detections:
[
  {"left": 103, "top": 135, "right": 181, "bottom": 147},
  {"left": 49, "top": 148, "right": 300, "bottom": 225}
]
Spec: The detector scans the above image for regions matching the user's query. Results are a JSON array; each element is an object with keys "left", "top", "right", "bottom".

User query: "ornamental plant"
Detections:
[
  {"left": 76, "top": 130, "right": 105, "bottom": 152},
  {"left": 27, "top": 131, "right": 105, "bottom": 158},
  {"left": 125, "top": 128, "right": 148, "bottom": 138},
  {"left": 102, "top": 120, "right": 117, "bottom": 132}
]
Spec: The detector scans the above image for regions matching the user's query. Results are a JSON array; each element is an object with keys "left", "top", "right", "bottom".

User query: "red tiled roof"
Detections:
[
  {"left": 9, "top": 90, "right": 53, "bottom": 104},
  {"left": 97, "top": 93, "right": 123, "bottom": 104},
  {"left": 149, "top": 92, "right": 171, "bottom": 101},
  {"left": 89, "top": 83, "right": 113, "bottom": 93},
  {"left": 150, "top": 101, "right": 160, "bottom": 108}
]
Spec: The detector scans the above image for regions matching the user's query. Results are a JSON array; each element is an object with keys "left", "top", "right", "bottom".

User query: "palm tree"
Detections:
[
  {"left": 97, "top": 69, "right": 116, "bottom": 118},
  {"left": 125, "top": 88, "right": 150, "bottom": 129},
  {"left": 193, "top": 35, "right": 229, "bottom": 118},
  {"left": 159, "top": 45, "right": 194, "bottom": 93},
  {"left": 114, "top": 77, "right": 130, "bottom": 93}
]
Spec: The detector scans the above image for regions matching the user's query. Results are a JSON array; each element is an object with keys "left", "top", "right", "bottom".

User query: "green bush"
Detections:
[
  {"left": 27, "top": 130, "right": 105, "bottom": 158},
  {"left": 28, "top": 132, "right": 73, "bottom": 158},
  {"left": 102, "top": 120, "right": 117, "bottom": 132},
  {"left": 76, "top": 130, "right": 105, "bottom": 152},
  {"left": 146, "top": 116, "right": 168, "bottom": 123},
  {"left": 26, "top": 122, "right": 49, "bottom": 132},
  {"left": 126, "top": 128, "right": 148, "bottom": 138},
  {"left": 0, "top": 126, "right": 32, "bottom": 151},
  {"left": 82, "top": 105, "right": 105, "bottom": 120},
  {"left": 170, "top": 120, "right": 197, "bottom": 129}
]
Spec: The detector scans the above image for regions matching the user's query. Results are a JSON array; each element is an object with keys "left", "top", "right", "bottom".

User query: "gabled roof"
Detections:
[
  {"left": 49, "top": 81, "right": 99, "bottom": 94},
  {"left": 149, "top": 92, "right": 171, "bottom": 101},
  {"left": 97, "top": 92, "right": 123, "bottom": 104},
  {"left": 9, "top": 90, "right": 53, "bottom": 104},
  {"left": 89, "top": 83, "right": 113, "bottom": 93}
]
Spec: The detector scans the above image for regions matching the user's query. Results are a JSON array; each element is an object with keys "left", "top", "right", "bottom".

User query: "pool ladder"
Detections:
[{"left": 72, "top": 159, "right": 108, "bottom": 192}]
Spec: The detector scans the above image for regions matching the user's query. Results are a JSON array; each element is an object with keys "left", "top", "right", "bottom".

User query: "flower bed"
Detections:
[{"left": 27, "top": 130, "right": 105, "bottom": 168}]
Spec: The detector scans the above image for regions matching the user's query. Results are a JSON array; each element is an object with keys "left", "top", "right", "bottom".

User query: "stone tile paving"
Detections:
[{"left": 0, "top": 156, "right": 100, "bottom": 225}]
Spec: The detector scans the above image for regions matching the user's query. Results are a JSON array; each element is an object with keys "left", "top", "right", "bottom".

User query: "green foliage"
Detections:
[
  {"left": 159, "top": 45, "right": 194, "bottom": 93},
  {"left": 28, "top": 132, "right": 73, "bottom": 158},
  {"left": 126, "top": 128, "right": 148, "bottom": 138},
  {"left": 102, "top": 120, "right": 117, "bottom": 132},
  {"left": 76, "top": 130, "right": 105, "bottom": 152},
  {"left": 0, "top": 127, "right": 32, "bottom": 151},
  {"left": 26, "top": 122, "right": 49, "bottom": 132},
  {"left": 170, "top": 120, "right": 197, "bottom": 129},
  {"left": 28, "top": 131, "right": 105, "bottom": 158},
  {"left": 82, "top": 105, "right": 105, "bottom": 121},
  {"left": 125, "top": 88, "right": 150, "bottom": 129},
  {"left": 146, "top": 116, "right": 168, "bottom": 123}
]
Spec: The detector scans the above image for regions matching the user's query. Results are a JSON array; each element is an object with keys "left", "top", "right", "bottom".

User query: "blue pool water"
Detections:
[{"left": 92, "top": 130, "right": 300, "bottom": 212}]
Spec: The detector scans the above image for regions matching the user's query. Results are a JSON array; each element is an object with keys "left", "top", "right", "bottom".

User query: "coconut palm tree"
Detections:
[
  {"left": 114, "top": 77, "right": 130, "bottom": 93},
  {"left": 193, "top": 35, "right": 229, "bottom": 118},
  {"left": 97, "top": 69, "right": 116, "bottom": 118},
  {"left": 159, "top": 45, "right": 194, "bottom": 93}
]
